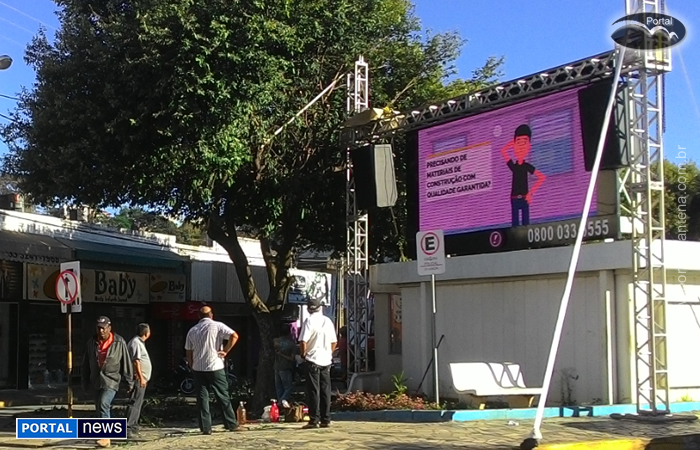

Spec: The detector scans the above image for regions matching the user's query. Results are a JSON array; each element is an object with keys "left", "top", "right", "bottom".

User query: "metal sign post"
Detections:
[
  {"left": 416, "top": 230, "right": 446, "bottom": 404},
  {"left": 56, "top": 261, "right": 81, "bottom": 419}
]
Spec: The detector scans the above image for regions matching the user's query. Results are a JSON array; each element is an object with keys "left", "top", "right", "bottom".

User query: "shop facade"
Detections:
[
  {"left": 0, "top": 259, "right": 22, "bottom": 388},
  {"left": 21, "top": 238, "right": 188, "bottom": 389},
  {"left": 0, "top": 230, "right": 73, "bottom": 388},
  {"left": 183, "top": 261, "right": 264, "bottom": 380}
]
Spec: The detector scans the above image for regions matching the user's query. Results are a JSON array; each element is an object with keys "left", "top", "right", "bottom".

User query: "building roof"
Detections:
[
  {"left": 0, "top": 230, "right": 72, "bottom": 265},
  {"left": 56, "top": 238, "right": 189, "bottom": 270}
]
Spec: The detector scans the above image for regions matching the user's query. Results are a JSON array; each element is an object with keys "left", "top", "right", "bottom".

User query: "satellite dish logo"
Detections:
[{"left": 611, "top": 13, "right": 686, "bottom": 50}]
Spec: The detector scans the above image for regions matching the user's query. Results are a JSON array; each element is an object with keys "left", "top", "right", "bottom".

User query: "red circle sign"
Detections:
[
  {"left": 55, "top": 270, "right": 79, "bottom": 305},
  {"left": 421, "top": 232, "right": 440, "bottom": 256}
]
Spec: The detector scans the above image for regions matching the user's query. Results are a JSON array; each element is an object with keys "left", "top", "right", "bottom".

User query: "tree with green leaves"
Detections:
[
  {"left": 99, "top": 207, "right": 209, "bottom": 245},
  {"left": 1, "top": 0, "right": 501, "bottom": 410},
  {"left": 663, "top": 159, "right": 700, "bottom": 240}
]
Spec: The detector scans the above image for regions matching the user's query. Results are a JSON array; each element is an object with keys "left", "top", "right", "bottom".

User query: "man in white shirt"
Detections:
[
  {"left": 126, "top": 323, "right": 152, "bottom": 438},
  {"left": 299, "top": 296, "right": 337, "bottom": 429},
  {"left": 185, "top": 306, "right": 241, "bottom": 434}
]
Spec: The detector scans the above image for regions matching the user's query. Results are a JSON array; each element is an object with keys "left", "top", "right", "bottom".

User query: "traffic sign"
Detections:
[
  {"left": 416, "top": 230, "right": 446, "bottom": 276},
  {"left": 57, "top": 261, "right": 82, "bottom": 313}
]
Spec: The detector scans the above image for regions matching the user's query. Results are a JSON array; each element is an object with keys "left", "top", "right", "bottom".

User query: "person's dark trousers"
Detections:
[
  {"left": 511, "top": 198, "right": 530, "bottom": 226},
  {"left": 94, "top": 388, "right": 117, "bottom": 418},
  {"left": 126, "top": 383, "right": 147, "bottom": 435},
  {"left": 305, "top": 362, "right": 332, "bottom": 425},
  {"left": 193, "top": 369, "right": 238, "bottom": 433},
  {"left": 275, "top": 369, "right": 294, "bottom": 403}
]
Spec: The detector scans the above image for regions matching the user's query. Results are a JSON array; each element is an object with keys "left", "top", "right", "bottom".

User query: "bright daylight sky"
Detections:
[{"left": 0, "top": 0, "right": 697, "bottom": 166}]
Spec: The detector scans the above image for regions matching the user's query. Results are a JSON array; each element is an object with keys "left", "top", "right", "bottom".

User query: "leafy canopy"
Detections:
[
  {"left": 1, "top": 0, "right": 504, "bottom": 412},
  {"left": 2, "top": 0, "right": 501, "bottom": 261}
]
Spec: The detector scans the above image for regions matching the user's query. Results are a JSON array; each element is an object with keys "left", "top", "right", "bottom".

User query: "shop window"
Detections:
[
  {"left": 389, "top": 294, "right": 402, "bottom": 355},
  {"left": 0, "top": 303, "right": 10, "bottom": 387},
  {"left": 27, "top": 304, "right": 83, "bottom": 387}
]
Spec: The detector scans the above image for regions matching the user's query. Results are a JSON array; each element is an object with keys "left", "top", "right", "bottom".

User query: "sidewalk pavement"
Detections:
[
  {"left": 0, "top": 386, "right": 78, "bottom": 408},
  {"left": 1, "top": 413, "right": 700, "bottom": 449}
]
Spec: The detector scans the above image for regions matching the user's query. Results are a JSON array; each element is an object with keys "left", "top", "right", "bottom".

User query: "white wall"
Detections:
[
  {"left": 613, "top": 270, "right": 700, "bottom": 404},
  {"left": 664, "top": 272, "right": 700, "bottom": 402},
  {"left": 399, "top": 274, "right": 607, "bottom": 405},
  {"left": 372, "top": 240, "right": 700, "bottom": 407}
]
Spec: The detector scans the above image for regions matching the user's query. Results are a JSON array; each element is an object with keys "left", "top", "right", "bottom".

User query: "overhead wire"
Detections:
[
  {"left": 0, "top": 1, "right": 56, "bottom": 31},
  {"left": 0, "top": 33, "right": 23, "bottom": 47},
  {"left": 0, "top": 112, "right": 17, "bottom": 122},
  {"left": 0, "top": 15, "right": 34, "bottom": 35}
]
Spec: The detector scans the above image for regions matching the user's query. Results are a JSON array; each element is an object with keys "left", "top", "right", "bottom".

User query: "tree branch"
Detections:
[
  {"left": 259, "top": 237, "right": 278, "bottom": 290},
  {"left": 207, "top": 203, "right": 269, "bottom": 314}
]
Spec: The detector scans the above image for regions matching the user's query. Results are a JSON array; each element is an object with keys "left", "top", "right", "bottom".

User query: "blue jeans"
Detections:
[
  {"left": 511, "top": 198, "right": 530, "bottom": 226},
  {"left": 275, "top": 369, "right": 293, "bottom": 403},
  {"left": 94, "top": 388, "right": 117, "bottom": 418}
]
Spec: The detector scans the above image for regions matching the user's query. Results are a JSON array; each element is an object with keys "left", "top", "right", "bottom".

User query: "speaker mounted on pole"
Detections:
[{"left": 351, "top": 143, "right": 398, "bottom": 210}]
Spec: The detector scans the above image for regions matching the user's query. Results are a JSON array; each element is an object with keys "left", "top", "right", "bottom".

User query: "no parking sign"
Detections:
[{"left": 56, "top": 261, "right": 82, "bottom": 313}]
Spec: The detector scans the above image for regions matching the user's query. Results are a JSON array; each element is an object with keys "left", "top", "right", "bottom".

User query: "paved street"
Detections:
[{"left": 2, "top": 416, "right": 700, "bottom": 450}]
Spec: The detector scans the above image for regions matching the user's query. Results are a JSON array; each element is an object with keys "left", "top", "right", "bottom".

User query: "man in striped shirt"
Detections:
[{"left": 185, "top": 306, "right": 241, "bottom": 434}]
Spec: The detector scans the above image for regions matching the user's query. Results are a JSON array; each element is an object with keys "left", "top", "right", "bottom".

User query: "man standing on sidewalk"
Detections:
[
  {"left": 82, "top": 316, "right": 133, "bottom": 448},
  {"left": 185, "top": 306, "right": 241, "bottom": 434},
  {"left": 126, "top": 323, "right": 151, "bottom": 439},
  {"left": 300, "top": 297, "right": 337, "bottom": 429}
]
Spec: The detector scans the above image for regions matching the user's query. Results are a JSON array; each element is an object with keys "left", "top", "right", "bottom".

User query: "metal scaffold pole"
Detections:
[
  {"left": 620, "top": 0, "right": 671, "bottom": 416},
  {"left": 345, "top": 57, "right": 371, "bottom": 382}
]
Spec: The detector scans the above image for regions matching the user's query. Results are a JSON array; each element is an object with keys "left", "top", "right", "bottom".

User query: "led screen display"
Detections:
[{"left": 417, "top": 87, "right": 596, "bottom": 235}]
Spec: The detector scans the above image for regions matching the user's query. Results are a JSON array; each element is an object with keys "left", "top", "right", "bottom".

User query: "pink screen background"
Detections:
[{"left": 418, "top": 87, "right": 597, "bottom": 235}]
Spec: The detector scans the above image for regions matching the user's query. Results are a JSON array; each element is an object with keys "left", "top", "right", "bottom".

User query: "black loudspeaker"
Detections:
[
  {"left": 578, "top": 80, "right": 627, "bottom": 171},
  {"left": 351, "top": 143, "right": 398, "bottom": 210}
]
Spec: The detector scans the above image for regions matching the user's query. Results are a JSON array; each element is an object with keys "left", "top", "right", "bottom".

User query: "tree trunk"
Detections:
[
  {"left": 207, "top": 217, "right": 288, "bottom": 415},
  {"left": 252, "top": 312, "right": 277, "bottom": 415},
  {"left": 206, "top": 202, "right": 299, "bottom": 415}
]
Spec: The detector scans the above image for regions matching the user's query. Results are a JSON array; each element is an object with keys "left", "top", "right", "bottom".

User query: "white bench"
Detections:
[{"left": 449, "top": 362, "right": 542, "bottom": 410}]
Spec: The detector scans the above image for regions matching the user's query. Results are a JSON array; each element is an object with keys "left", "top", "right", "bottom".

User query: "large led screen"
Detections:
[{"left": 418, "top": 87, "right": 596, "bottom": 236}]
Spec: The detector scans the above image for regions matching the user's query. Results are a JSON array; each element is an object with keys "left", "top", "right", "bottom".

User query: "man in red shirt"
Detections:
[{"left": 82, "top": 316, "right": 133, "bottom": 448}]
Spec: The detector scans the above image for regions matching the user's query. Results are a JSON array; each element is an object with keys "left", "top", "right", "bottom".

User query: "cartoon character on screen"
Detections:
[{"left": 500, "top": 124, "right": 546, "bottom": 227}]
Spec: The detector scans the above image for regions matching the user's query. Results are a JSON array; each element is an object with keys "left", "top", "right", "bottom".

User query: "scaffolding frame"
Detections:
[
  {"left": 345, "top": 57, "right": 371, "bottom": 376},
  {"left": 618, "top": 0, "right": 672, "bottom": 414}
]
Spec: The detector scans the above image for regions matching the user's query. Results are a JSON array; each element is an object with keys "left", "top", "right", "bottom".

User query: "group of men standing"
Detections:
[{"left": 80, "top": 296, "right": 338, "bottom": 446}]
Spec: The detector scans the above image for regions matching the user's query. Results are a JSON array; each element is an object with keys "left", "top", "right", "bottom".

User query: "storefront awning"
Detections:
[
  {"left": 0, "top": 230, "right": 73, "bottom": 265},
  {"left": 56, "top": 238, "right": 189, "bottom": 270}
]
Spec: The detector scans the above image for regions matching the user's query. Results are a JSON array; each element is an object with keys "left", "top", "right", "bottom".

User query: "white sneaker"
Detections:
[{"left": 281, "top": 400, "right": 290, "bottom": 409}]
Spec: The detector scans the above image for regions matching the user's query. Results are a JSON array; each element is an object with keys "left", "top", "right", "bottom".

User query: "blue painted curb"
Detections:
[{"left": 330, "top": 402, "right": 700, "bottom": 423}]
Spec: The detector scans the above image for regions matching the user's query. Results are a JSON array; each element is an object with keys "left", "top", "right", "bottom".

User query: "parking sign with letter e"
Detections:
[{"left": 416, "top": 230, "right": 446, "bottom": 276}]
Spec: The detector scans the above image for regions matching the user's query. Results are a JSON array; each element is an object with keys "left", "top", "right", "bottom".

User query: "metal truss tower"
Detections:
[
  {"left": 345, "top": 57, "right": 371, "bottom": 375},
  {"left": 619, "top": 0, "right": 672, "bottom": 415}
]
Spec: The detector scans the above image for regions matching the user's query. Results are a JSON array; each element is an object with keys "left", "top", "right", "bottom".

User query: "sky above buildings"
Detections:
[{"left": 0, "top": 0, "right": 697, "bottom": 164}]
